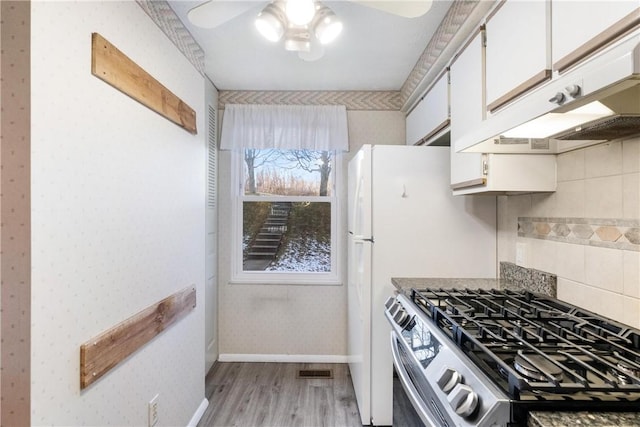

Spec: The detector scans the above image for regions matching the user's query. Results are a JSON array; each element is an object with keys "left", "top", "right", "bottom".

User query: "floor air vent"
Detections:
[{"left": 297, "top": 369, "right": 333, "bottom": 379}]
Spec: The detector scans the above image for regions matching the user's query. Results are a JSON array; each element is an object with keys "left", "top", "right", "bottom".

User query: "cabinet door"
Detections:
[
  {"left": 405, "top": 73, "right": 449, "bottom": 145},
  {"left": 451, "top": 154, "right": 557, "bottom": 195},
  {"left": 485, "top": 0, "right": 550, "bottom": 112},
  {"left": 552, "top": 1, "right": 639, "bottom": 72},
  {"left": 450, "top": 30, "right": 485, "bottom": 188}
]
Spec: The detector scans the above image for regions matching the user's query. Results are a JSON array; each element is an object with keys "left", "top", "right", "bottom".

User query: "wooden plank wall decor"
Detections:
[
  {"left": 80, "top": 286, "right": 196, "bottom": 390},
  {"left": 91, "top": 32, "right": 197, "bottom": 134}
]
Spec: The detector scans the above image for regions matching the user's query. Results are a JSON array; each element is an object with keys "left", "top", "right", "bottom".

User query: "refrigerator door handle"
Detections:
[
  {"left": 350, "top": 233, "right": 374, "bottom": 243},
  {"left": 350, "top": 173, "right": 363, "bottom": 235}
]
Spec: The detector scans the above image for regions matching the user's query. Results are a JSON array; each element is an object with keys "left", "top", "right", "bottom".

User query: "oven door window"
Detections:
[{"left": 401, "top": 321, "right": 441, "bottom": 368}]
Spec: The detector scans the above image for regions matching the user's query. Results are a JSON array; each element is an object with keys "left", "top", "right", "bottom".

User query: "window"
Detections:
[
  {"left": 221, "top": 103, "right": 348, "bottom": 284},
  {"left": 231, "top": 148, "right": 341, "bottom": 284}
]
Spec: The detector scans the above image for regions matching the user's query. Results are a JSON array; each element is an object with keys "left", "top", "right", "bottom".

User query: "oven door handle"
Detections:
[{"left": 390, "top": 332, "right": 441, "bottom": 427}]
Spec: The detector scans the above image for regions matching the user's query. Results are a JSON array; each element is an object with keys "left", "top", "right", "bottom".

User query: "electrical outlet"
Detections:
[{"left": 149, "top": 394, "right": 159, "bottom": 427}]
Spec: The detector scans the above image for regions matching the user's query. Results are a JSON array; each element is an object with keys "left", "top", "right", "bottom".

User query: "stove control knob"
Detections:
[
  {"left": 549, "top": 91, "right": 565, "bottom": 104},
  {"left": 384, "top": 297, "right": 396, "bottom": 309},
  {"left": 565, "top": 84, "right": 581, "bottom": 97},
  {"left": 447, "top": 383, "right": 479, "bottom": 418},
  {"left": 436, "top": 366, "right": 462, "bottom": 394},
  {"left": 388, "top": 302, "right": 400, "bottom": 317},
  {"left": 393, "top": 309, "right": 409, "bottom": 327}
]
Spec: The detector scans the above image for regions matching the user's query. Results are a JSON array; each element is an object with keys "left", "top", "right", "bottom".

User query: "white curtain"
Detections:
[{"left": 220, "top": 104, "right": 349, "bottom": 151}]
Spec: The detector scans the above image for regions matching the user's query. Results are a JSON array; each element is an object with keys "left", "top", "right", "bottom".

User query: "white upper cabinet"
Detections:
[
  {"left": 450, "top": 30, "right": 484, "bottom": 143},
  {"left": 405, "top": 72, "right": 449, "bottom": 146},
  {"left": 485, "top": 0, "right": 551, "bottom": 112},
  {"left": 450, "top": 30, "right": 485, "bottom": 188},
  {"left": 449, "top": 24, "right": 557, "bottom": 195},
  {"left": 552, "top": 1, "right": 639, "bottom": 72}
]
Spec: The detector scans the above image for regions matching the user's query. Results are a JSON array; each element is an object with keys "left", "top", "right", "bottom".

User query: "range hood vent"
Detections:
[
  {"left": 544, "top": 83, "right": 640, "bottom": 143},
  {"left": 555, "top": 114, "right": 640, "bottom": 141}
]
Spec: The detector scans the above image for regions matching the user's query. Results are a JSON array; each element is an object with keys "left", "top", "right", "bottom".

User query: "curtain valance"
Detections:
[{"left": 220, "top": 104, "right": 349, "bottom": 151}]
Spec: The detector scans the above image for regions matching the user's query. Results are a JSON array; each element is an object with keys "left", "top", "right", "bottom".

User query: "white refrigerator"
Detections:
[{"left": 347, "top": 145, "right": 497, "bottom": 426}]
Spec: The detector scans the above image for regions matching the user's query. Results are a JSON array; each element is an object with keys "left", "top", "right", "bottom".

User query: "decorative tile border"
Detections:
[
  {"left": 219, "top": 90, "right": 402, "bottom": 111},
  {"left": 518, "top": 217, "right": 640, "bottom": 251},
  {"left": 500, "top": 262, "right": 557, "bottom": 297},
  {"left": 136, "top": 0, "right": 205, "bottom": 75}
]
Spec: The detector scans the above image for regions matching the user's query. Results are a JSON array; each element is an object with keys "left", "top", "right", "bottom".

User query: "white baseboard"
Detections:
[
  {"left": 218, "top": 354, "right": 349, "bottom": 363},
  {"left": 187, "top": 397, "right": 209, "bottom": 427}
]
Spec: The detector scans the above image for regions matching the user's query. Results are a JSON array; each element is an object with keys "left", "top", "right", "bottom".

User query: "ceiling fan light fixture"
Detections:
[
  {"left": 313, "top": 7, "right": 342, "bottom": 45},
  {"left": 285, "top": 0, "right": 316, "bottom": 26},
  {"left": 255, "top": 3, "right": 286, "bottom": 42},
  {"left": 255, "top": 0, "right": 341, "bottom": 58},
  {"left": 284, "top": 29, "right": 311, "bottom": 52}
]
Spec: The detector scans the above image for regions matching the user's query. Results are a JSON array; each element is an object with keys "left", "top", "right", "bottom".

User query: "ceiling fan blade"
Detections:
[
  {"left": 187, "top": 1, "right": 259, "bottom": 29},
  {"left": 349, "top": 0, "right": 433, "bottom": 18}
]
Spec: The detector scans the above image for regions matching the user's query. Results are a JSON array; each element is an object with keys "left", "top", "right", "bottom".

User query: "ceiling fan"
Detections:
[{"left": 187, "top": 0, "right": 433, "bottom": 61}]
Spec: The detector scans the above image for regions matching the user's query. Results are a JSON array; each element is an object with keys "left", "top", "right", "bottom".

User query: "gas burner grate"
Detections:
[{"left": 410, "top": 288, "right": 640, "bottom": 399}]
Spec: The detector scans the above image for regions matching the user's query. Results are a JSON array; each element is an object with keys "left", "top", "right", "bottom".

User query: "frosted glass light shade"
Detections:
[
  {"left": 315, "top": 16, "right": 342, "bottom": 44},
  {"left": 255, "top": 5, "right": 285, "bottom": 42}
]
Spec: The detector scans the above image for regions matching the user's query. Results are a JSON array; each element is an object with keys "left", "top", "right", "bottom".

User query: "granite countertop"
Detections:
[
  {"left": 392, "top": 277, "right": 508, "bottom": 292},
  {"left": 391, "top": 262, "right": 558, "bottom": 297},
  {"left": 528, "top": 411, "right": 640, "bottom": 427},
  {"left": 390, "top": 276, "right": 550, "bottom": 296},
  {"left": 390, "top": 269, "right": 639, "bottom": 427}
]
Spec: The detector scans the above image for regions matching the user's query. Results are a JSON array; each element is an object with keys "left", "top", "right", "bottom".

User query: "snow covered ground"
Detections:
[{"left": 265, "top": 237, "right": 330, "bottom": 272}]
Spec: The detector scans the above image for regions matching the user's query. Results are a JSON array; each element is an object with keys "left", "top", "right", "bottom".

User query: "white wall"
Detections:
[
  {"left": 30, "top": 2, "right": 206, "bottom": 425},
  {"left": 218, "top": 110, "right": 405, "bottom": 359},
  {"left": 498, "top": 137, "right": 640, "bottom": 329}
]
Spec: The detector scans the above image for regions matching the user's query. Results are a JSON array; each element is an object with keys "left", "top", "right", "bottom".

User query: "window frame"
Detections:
[{"left": 229, "top": 149, "right": 343, "bottom": 285}]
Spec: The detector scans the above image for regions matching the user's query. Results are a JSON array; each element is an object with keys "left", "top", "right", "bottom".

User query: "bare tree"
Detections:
[
  {"left": 244, "top": 149, "right": 280, "bottom": 194},
  {"left": 283, "top": 150, "right": 332, "bottom": 196}
]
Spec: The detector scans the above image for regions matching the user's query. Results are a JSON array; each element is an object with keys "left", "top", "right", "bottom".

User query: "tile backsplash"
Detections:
[{"left": 497, "top": 137, "right": 640, "bottom": 329}]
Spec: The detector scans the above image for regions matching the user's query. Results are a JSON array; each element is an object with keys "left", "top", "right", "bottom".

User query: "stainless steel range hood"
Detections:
[{"left": 457, "top": 30, "right": 640, "bottom": 154}]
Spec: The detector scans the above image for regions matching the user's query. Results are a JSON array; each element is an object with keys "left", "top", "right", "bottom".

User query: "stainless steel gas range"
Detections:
[{"left": 385, "top": 288, "right": 640, "bottom": 427}]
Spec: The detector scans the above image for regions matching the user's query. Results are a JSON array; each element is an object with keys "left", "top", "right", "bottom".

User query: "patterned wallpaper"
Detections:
[
  {"left": 217, "top": 111, "right": 405, "bottom": 358},
  {"left": 0, "top": 1, "right": 31, "bottom": 425},
  {"left": 30, "top": 2, "right": 205, "bottom": 425}
]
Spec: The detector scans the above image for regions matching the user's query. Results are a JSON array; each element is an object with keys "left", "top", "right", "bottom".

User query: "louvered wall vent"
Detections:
[
  {"left": 297, "top": 369, "right": 333, "bottom": 379},
  {"left": 207, "top": 104, "right": 217, "bottom": 209}
]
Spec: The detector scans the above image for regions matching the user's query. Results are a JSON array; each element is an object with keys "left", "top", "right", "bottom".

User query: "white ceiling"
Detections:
[{"left": 167, "top": 0, "right": 455, "bottom": 91}]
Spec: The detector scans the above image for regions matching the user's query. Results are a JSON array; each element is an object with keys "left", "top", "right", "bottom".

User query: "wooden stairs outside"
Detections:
[{"left": 246, "top": 202, "right": 292, "bottom": 260}]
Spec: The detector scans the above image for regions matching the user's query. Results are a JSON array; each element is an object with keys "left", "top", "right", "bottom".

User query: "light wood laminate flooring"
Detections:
[{"left": 198, "top": 362, "right": 363, "bottom": 427}]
